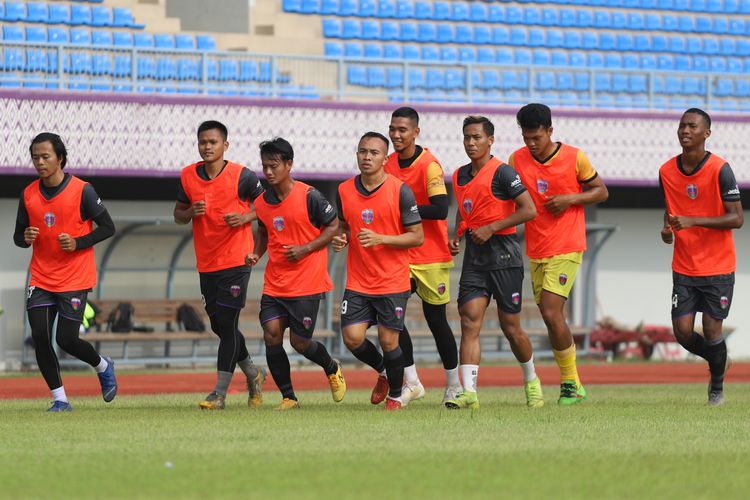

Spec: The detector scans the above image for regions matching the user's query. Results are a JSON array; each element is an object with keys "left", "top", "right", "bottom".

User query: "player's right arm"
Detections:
[
  {"left": 13, "top": 198, "right": 37, "bottom": 248},
  {"left": 173, "top": 178, "right": 205, "bottom": 224},
  {"left": 246, "top": 222, "right": 268, "bottom": 266},
  {"left": 449, "top": 210, "right": 462, "bottom": 256},
  {"left": 331, "top": 191, "right": 350, "bottom": 252}
]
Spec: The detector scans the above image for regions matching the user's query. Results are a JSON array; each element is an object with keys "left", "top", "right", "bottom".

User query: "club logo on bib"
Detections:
[
  {"left": 437, "top": 283, "right": 446, "bottom": 295},
  {"left": 303, "top": 316, "right": 313, "bottom": 329},
  {"left": 537, "top": 179, "right": 549, "bottom": 195},
  {"left": 687, "top": 184, "right": 698, "bottom": 200},
  {"left": 44, "top": 212, "right": 56, "bottom": 227},
  {"left": 559, "top": 273, "right": 568, "bottom": 286},
  {"left": 230, "top": 285, "right": 241, "bottom": 298},
  {"left": 395, "top": 306, "right": 404, "bottom": 319},
  {"left": 463, "top": 199, "right": 473, "bottom": 214},
  {"left": 720, "top": 296, "right": 729, "bottom": 309},
  {"left": 361, "top": 208, "right": 374, "bottom": 225},
  {"left": 273, "top": 216, "right": 285, "bottom": 231},
  {"left": 70, "top": 297, "right": 81, "bottom": 311},
  {"left": 672, "top": 294, "right": 679, "bottom": 309},
  {"left": 511, "top": 292, "right": 521, "bottom": 305}
]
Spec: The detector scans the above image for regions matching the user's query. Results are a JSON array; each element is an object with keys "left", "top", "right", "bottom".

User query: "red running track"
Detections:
[{"left": 2, "top": 362, "right": 750, "bottom": 399}]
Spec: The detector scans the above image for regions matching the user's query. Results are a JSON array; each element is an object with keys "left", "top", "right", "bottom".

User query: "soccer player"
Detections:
[
  {"left": 659, "top": 108, "right": 743, "bottom": 406},
  {"left": 510, "top": 103, "right": 609, "bottom": 405},
  {"left": 385, "top": 107, "right": 461, "bottom": 405},
  {"left": 14, "top": 133, "right": 117, "bottom": 412},
  {"left": 333, "top": 132, "right": 424, "bottom": 411},
  {"left": 174, "top": 120, "right": 266, "bottom": 410},
  {"left": 445, "top": 116, "right": 543, "bottom": 410},
  {"left": 246, "top": 137, "right": 345, "bottom": 410}
]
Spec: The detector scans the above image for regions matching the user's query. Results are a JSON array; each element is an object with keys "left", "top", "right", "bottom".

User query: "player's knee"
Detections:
[
  {"left": 289, "top": 334, "right": 310, "bottom": 353},
  {"left": 263, "top": 329, "right": 283, "bottom": 346},
  {"left": 342, "top": 331, "right": 361, "bottom": 350},
  {"left": 208, "top": 316, "right": 221, "bottom": 335}
]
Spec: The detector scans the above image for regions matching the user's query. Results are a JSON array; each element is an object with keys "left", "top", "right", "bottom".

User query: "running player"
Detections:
[
  {"left": 174, "top": 120, "right": 265, "bottom": 410},
  {"left": 246, "top": 137, "right": 345, "bottom": 410},
  {"left": 510, "top": 103, "right": 609, "bottom": 405},
  {"left": 659, "top": 108, "right": 743, "bottom": 406},
  {"left": 385, "top": 107, "right": 461, "bottom": 405},
  {"left": 14, "top": 133, "right": 117, "bottom": 412},
  {"left": 445, "top": 116, "right": 543, "bottom": 410},
  {"left": 333, "top": 132, "right": 424, "bottom": 411}
]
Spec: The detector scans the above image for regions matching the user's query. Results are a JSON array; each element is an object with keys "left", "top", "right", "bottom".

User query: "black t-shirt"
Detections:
[
  {"left": 258, "top": 185, "right": 337, "bottom": 229},
  {"left": 176, "top": 162, "right": 264, "bottom": 203},
  {"left": 16, "top": 173, "right": 106, "bottom": 226},
  {"left": 398, "top": 145, "right": 424, "bottom": 168},
  {"left": 336, "top": 175, "right": 421, "bottom": 227},
  {"left": 455, "top": 161, "right": 526, "bottom": 270}
]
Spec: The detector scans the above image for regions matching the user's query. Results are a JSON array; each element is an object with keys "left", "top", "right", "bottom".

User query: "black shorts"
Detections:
[
  {"left": 26, "top": 286, "right": 89, "bottom": 322},
  {"left": 199, "top": 265, "right": 250, "bottom": 316},
  {"left": 672, "top": 272, "right": 734, "bottom": 320},
  {"left": 259, "top": 293, "right": 324, "bottom": 338},
  {"left": 341, "top": 289, "right": 410, "bottom": 332},
  {"left": 458, "top": 266, "right": 524, "bottom": 314}
]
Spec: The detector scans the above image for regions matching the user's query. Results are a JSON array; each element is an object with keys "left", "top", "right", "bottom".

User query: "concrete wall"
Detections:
[{"left": 165, "top": 0, "right": 249, "bottom": 33}]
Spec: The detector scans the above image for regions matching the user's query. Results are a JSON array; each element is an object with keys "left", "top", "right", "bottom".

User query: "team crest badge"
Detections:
[
  {"left": 44, "top": 212, "right": 55, "bottom": 227},
  {"left": 511, "top": 292, "right": 521, "bottom": 305},
  {"left": 273, "top": 216, "right": 285, "bottom": 231},
  {"left": 230, "top": 285, "right": 241, "bottom": 298},
  {"left": 537, "top": 179, "right": 549, "bottom": 194},
  {"left": 395, "top": 307, "right": 404, "bottom": 319},
  {"left": 559, "top": 273, "right": 568, "bottom": 286},
  {"left": 687, "top": 184, "right": 698, "bottom": 199},
  {"left": 463, "top": 199, "right": 473, "bottom": 214},
  {"left": 437, "top": 283, "right": 446, "bottom": 295},
  {"left": 70, "top": 297, "right": 81, "bottom": 311},
  {"left": 361, "top": 208, "right": 374, "bottom": 225},
  {"left": 720, "top": 296, "right": 729, "bottom": 309},
  {"left": 303, "top": 317, "right": 313, "bottom": 329}
]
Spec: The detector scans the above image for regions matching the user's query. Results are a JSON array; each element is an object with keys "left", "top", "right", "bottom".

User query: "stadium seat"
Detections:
[
  {"left": 506, "top": 6, "right": 523, "bottom": 24},
  {"left": 26, "top": 3, "right": 48, "bottom": 23},
  {"left": 414, "top": 1, "right": 432, "bottom": 20},
  {"left": 344, "top": 42, "right": 363, "bottom": 57},
  {"left": 403, "top": 44, "right": 419, "bottom": 60},
  {"left": 488, "top": 5, "right": 504, "bottom": 23},
  {"left": 337, "top": 0, "right": 356, "bottom": 16},
  {"left": 711, "top": 58, "right": 727, "bottom": 72},
  {"left": 612, "top": 74, "right": 628, "bottom": 93},
  {"left": 384, "top": 44, "right": 402, "bottom": 59},
  {"left": 459, "top": 47, "right": 475, "bottom": 62},
  {"left": 341, "top": 20, "right": 360, "bottom": 39},
  {"left": 594, "top": 11, "right": 610, "bottom": 28},
  {"left": 26, "top": 47, "right": 47, "bottom": 72},
  {"left": 134, "top": 33, "right": 154, "bottom": 48},
  {"left": 441, "top": 46, "right": 458, "bottom": 62},
  {"left": 692, "top": 56, "right": 709, "bottom": 72},
  {"left": 474, "top": 26, "right": 491, "bottom": 45},
  {"left": 48, "top": 4, "right": 70, "bottom": 24},
  {"left": 510, "top": 28, "right": 528, "bottom": 46},
  {"left": 658, "top": 55, "right": 675, "bottom": 70},
  {"left": 675, "top": 55, "right": 690, "bottom": 71},
  {"left": 547, "top": 30, "right": 563, "bottom": 48},
  {"left": 616, "top": 34, "right": 634, "bottom": 51},
  {"left": 515, "top": 49, "right": 531, "bottom": 65},
  {"left": 319, "top": 0, "right": 337, "bottom": 15},
  {"left": 720, "top": 39, "right": 736, "bottom": 56},
  {"left": 528, "top": 28, "right": 545, "bottom": 47},
  {"left": 113, "top": 8, "right": 144, "bottom": 28},
  {"left": 533, "top": 49, "right": 551, "bottom": 66},
  {"left": 444, "top": 69, "right": 464, "bottom": 90},
  {"left": 569, "top": 51, "right": 585, "bottom": 67},
  {"left": 386, "top": 67, "right": 403, "bottom": 88},
  {"left": 197, "top": 35, "right": 217, "bottom": 51},
  {"left": 623, "top": 54, "right": 639, "bottom": 69},
  {"left": 588, "top": 53, "right": 604, "bottom": 68},
  {"left": 3, "top": 25, "right": 24, "bottom": 42},
  {"left": 422, "top": 45, "right": 440, "bottom": 61},
  {"left": 381, "top": 21, "right": 398, "bottom": 41},
  {"left": 525, "top": 7, "right": 542, "bottom": 25},
  {"left": 361, "top": 20, "right": 379, "bottom": 40},
  {"left": 368, "top": 67, "right": 387, "bottom": 88},
  {"left": 729, "top": 19, "right": 745, "bottom": 35},
  {"left": 469, "top": 2, "right": 486, "bottom": 22},
  {"left": 378, "top": 0, "right": 396, "bottom": 18},
  {"left": 582, "top": 32, "right": 598, "bottom": 50},
  {"left": 551, "top": 50, "right": 568, "bottom": 66},
  {"left": 652, "top": 35, "right": 668, "bottom": 52},
  {"left": 408, "top": 68, "right": 425, "bottom": 89},
  {"left": 496, "top": 48, "right": 513, "bottom": 64},
  {"left": 113, "top": 32, "right": 134, "bottom": 47},
  {"left": 577, "top": 10, "right": 593, "bottom": 28},
  {"left": 492, "top": 27, "right": 510, "bottom": 45},
  {"left": 364, "top": 43, "right": 382, "bottom": 58},
  {"left": 594, "top": 73, "right": 611, "bottom": 92},
  {"left": 629, "top": 13, "right": 645, "bottom": 30},
  {"left": 25, "top": 27, "right": 46, "bottom": 43},
  {"left": 669, "top": 36, "right": 686, "bottom": 53},
  {"left": 455, "top": 25, "right": 472, "bottom": 44},
  {"left": 686, "top": 37, "right": 701, "bottom": 54},
  {"left": 696, "top": 16, "right": 712, "bottom": 33},
  {"left": 71, "top": 29, "right": 92, "bottom": 45},
  {"left": 728, "top": 57, "right": 743, "bottom": 73},
  {"left": 70, "top": 5, "right": 92, "bottom": 25},
  {"left": 645, "top": 14, "right": 662, "bottom": 31},
  {"left": 703, "top": 38, "right": 719, "bottom": 55},
  {"left": 563, "top": 32, "right": 581, "bottom": 49},
  {"left": 635, "top": 35, "right": 651, "bottom": 51},
  {"left": 453, "top": 2, "right": 470, "bottom": 21},
  {"left": 113, "top": 55, "right": 132, "bottom": 77},
  {"left": 599, "top": 33, "right": 615, "bottom": 51},
  {"left": 4, "top": 2, "right": 26, "bottom": 22},
  {"left": 300, "top": 0, "right": 318, "bottom": 14},
  {"left": 556, "top": 72, "right": 573, "bottom": 90},
  {"left": 48, "top": 27, "right": 69, "bottom": 44},
  {"left": 155, "top": 34, "right": 175, "bottom": 49},
  {"left": 397, "top": 2, "right": 415, "bottom": 19},
  {"left": 536, "top": 72, "right": 555, "bottom": 91},
  {"left": 714, "top": 78, "right": 734, "bottom": 97},
  {"left": 92, "top": 30, "right": 113, "bottom": 46},
  {"left": 640, "top": 54, "right": 657, "bottom": 69},
  {"left": 323, "top": 19, "right": 342, "bottom": 38},
  {"left": 477, "top": 47, "right": 494, "bottom": 63},
  {"left": 418, "top": 23, "right": 436, "bottom": 42},
  {"left": 737, "top": 39, "right": 750, "bottom": 56},
  {"left": 178, "top": 59, "right": 200, "bottom": 80},
  {"left": 175, "top": 35, "right": 196, "bottom": 51},
  {"left": 629, "top": 74, "right": 648, "bottom": 93},
  {"left": 611, "top": 12, "right": 627, "bottom": 29},
  {"left": 663, "top": 14, "right": 679, "bottom": 31},
  {"left": 91, "top": 6, "right": 111, "bottom": 27},
  {"left": 605, "top": 54, "right": 622, "bottom": 68},
  {"left": 542, "top": 8, "right": 559, "bottom": 26},
  {"left": 347, "top": 65, "right": 366, "bottom": 85}
]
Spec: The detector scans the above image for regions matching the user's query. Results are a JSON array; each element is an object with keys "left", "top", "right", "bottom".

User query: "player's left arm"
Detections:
[
  {"left": 60, "top": 184, "right": 116, "bottom": 252},
  {"left": 358, "top": 184, "right": 424, "bottom": 248},
  {"left": 417, "top": 162, "right": 449, "bottom": 220},
  {"left": 225, "top": 168, "right": 263, "bottom": 227},
  {"left": 332, "top": 191, "right": 350, "bottom": 252},
  {"left": 669, "top": 164, "right": 743, "bottom": 230},
  {"left": 284, "top": 189, "right": 340, "bottom": 261},
  {"left": 246, "top": 222, "right": 267, "bottom": 266},
  {"left": 544, "top": 151, "right": 609, "bottom": 216}
]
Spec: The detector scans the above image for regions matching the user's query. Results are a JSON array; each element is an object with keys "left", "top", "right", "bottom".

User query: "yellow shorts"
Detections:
[
  {"left": 410, "top": 262, "right": 454, "bottom": 305},
  {"left": 529, "top": 252, "right": 583, "bottom": 304}
]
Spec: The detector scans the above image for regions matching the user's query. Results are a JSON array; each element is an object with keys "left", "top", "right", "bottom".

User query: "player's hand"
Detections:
[
  {"left": 245, "top": 253, "right": 260, "bottom": 266},
  {"left": 544, "top": 194, "right": 574, "bottom": 216},
  {"left": 469, "top": 225, "right": 494, "bottom": 245},
  {"left": 24, "top": 226, "right": 39, "bottom": 245},
  {"left": 332, "top": 233, "right": 348, "bottom": 252},
  {"left": 449, "top": 236, "right": 461, "bottom": 256},
  {"left": 660, "top": 226, "right": 673, "bottom": 244},
  {"left": 357, "top": 228, "right": 383, "bottom": 248},
  {"left": 58, "top": 233, "right": 76, "bottom": 252},
  {"left": 283, "top": 245, "right": 309, "bottom": 262},
  {"left": 223, "top": 212, "right": 248, "bottom": 227},
  {"left": 668, "top": 214, "right": 694, "bottom": 231},
  {"left": 191, "top": 200, "right": 206, "bottom": 217}
]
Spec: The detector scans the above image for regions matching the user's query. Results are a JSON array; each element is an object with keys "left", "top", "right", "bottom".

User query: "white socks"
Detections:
[
  {"left": 520, "top": 356, "right": 537, "bottom": 383},
  {"left": 460, "top": 364, "right": 479, "bottom": 393},
  {"left": 445, "top": 367, "right": 460, "bottom": 388},
  {"left": 94, "top": 357, "right": 108, "bottom": 374},
  {"left": 404, "top": 364, "right": 419, "bottom": 384},
  {"left": 52, "top": 386, "right": 68, "bottom": 403}
]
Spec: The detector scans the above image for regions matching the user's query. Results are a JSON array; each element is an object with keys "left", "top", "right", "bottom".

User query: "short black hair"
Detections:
[
  {"left": 30, "top": 133, "right": 67, "bottom": 169},
  {"left": 259, "top": 137, "right": 294, "bottom": 162},
  {"left": 197, "top": 120, "right": 228, "bottom": 140},
  {"left": 684, "top": 108, "right": 711, "bottom": 129},
  {"left": 391, "top": 106, "right": 419, "bottom": 126},
  {"left": 359, "top": 131, "right": 390, "bottom": 151},
  {"left": 516, "top": 103, "right": 553, "bottom": 130},
  {"left": 462, "top": 115, "right": 494, "bottom": 136}
]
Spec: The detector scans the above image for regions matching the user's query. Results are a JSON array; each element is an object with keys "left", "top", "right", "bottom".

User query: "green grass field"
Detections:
[{"left": 2, "top": 384, "right": 750, "bottom": 499}]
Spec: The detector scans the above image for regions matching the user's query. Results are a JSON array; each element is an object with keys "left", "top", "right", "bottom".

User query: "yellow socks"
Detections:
[{"left": 553, "top": 344, "right": 580, "bottom": 387}]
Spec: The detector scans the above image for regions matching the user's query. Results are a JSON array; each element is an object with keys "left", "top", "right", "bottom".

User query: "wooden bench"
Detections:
[{"left": 57, "top": 298, "right": 336, "bottom": 367}]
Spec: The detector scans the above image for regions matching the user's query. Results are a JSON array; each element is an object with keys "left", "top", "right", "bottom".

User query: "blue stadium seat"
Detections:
[
  {"left": 669, "top": 36, "right": 686, "bottom": 53},
  {"left": 70, "top": 29, "right": 91, "bottom": 45},
  {"left": 728, "top": 57, "right": 743, "bottom": 72},
  {"left": 134, "top": 33, "right": 154, "bottom": 48},
  {"left": 714, "top": 78, "right": 734, "bottom": 97},
  {"left": 48, "top": 27, "right": 69, "bottom": 44},
  {"left": 422, "top": 45, "right": 440, "bottom": 61},
  {"left": 612, "top": 74, "right": 628, "bottom": 93},
  {"left": 556, "top": 72, "right": 573, "bottom": 90},
  {"left": 157, "top": 57, "right": 178, "bottom": 80},
  {"left": 682, "top": 77, "right": 705, "bottom": 95},
  {"left": 113, "top": 55, "right": 132, "bottom": 77},
  {"left": 436, "top": 23, "right": 454, "bottom": 43},
  {"left": 560, "top": 9, "right": 576, "bottom": 27},
  {"left": 686, "top": 37, "right": 701, "bottom": 53},
  {"left": 341, "top": 19, "right": 360, "bottom": 39},
  {"left": 605, "top": 54, "right": 622, "bottom": 68},
  {"left": 91, "top": 6, "right": 111, "bottom": 27},
  {"left": 361, "top": 20, "right": 379, "bottom": 40},
  {"left": 408, "top": 68, "right": 425, "bottom": 89},
  {"left": 400, "top": 22, "right": 418, "bottom": 42},
  {"left": 525, "top": 7, "right": 542, "bottom": 25},
  {"left": 510, "top": 27, "right": 528, "bottom": 46},
  {"left": 386, "top": 67, "right": 403, "bottom": 88},
  {"left": 720, "top": 39, "right": 736, "bottom": 56},
  {"left": 496, "top": 48, "right": 513, "bottom": 64},
  {"left": 623, "top": 54, "right": 639, "bottom": 68},
  {"left": 675, "top": 55, "right": 690, "bottom": 71},
  {"left": 319, "top": 0, "right": 338, "bottom": 15},
  {"left": 730, "top": 19, "right": 745, "bottom": 35},
  {"left": 477, "top": 47, "right": 495, "bottom": 63},
  {"left": 397, "top": 1, "right": 415, "bottom": 19},
  {"left": 47, "top": 4, "right": 69, "bottom": 24},
  {"left": 515, "top": 49, "right": 532, "bottom": 65},
  {"left": 237, "top": 60, "right": 257, "bottom": 82},
  {"left": 736, "top": 80, "right": 750, "bottom": 97},
  {"left": 92, "top": 30, "right": 112, "bottom": 46},
  {"left": 26, "top": 2, "right": 48, "bottom": 23},
  {"left": 563, "top": 32, "right": 581, "bottom": 49},
  {"left": 533, "top": 49, "right": 551, "bottom": 65},
  {"left": 588, "top": 53, "right": 604, "bottom": 67},
  {"left": 469, "top": 2, "right": 486, "bottom": 22},
  {"left": 4, "top": 2, "right": 26, "bottom": 22},
  {"left": 175, "top": 34, "right": 195, "bottom": 50},
  {"left": 453, "top": 2, "right": 470, "bottom": 21},
  {"left": 629, "top": 74, "right": 648, "bottom": 93},
  {"left": 641, "top": 54, "right": 657, "bottom": 69},
  {"left": 155, "top": 34, "right": 175, "bottom": 49},
  {"left": 344, "top": 42, "right": 362, "bottom": 57},
  {"left": 403, "top": 44, "right": 419, "bottom": 60},
  {"left": 713, "top": 18, "right": 729, "bottom": 34},
  {"left": 381, "top": 21, "right": 398, "bottom": 41},
  {"left": 377, "top": 0, "right": 396, "bottom": 18},
  {"left": 300, "top": 0, "right": 319, "bottom": 14},
  {"left": 696, "top": 16, "right": 712, "bottom": 33},
  {"left": 577, "top": 10, "right": 593, "bottom": 28},
  {"left": 611, "top": 12, "right": 627, "bottom": 29},
  {"left": 635, "top": 35, "right": 651, "bottom": 51},
  {"left": 414, "top": 1, "right": 432, "bottom": 20},
  {"left": 711, "top": 58, "right": 727, "bottom": 72},
  {"left": 645, "top": 14, "right": 661, "bottom": 31},
  {"left": 383, "top": 43, "right": 402, "bottom": 59},
  {"left": 324, "top": 41, "right": 343, "bottom": 57},
  {"left": 629, "top": 12, "right": 645, "bottom": 30},
  {"left": 547, "top": 29, "right": 563, "bottom": 48},
  {"left": 368, "top": 67, "right": 387, "bottom": 88},
  {"left": 582, "top": 32, "right": 598, "bottom": 50},
  {"left": 347, "top": 65, "right": 366, "bottom": 85},
  {"left": 725, "top": 0, "right": 740, "bottom": 12},
  {"left": 425, "top": 68, "right": 445, "bottom": 90},
  {"left": 492, "top": 27, "right": 510, "bottom": 45},
  {"left": 70, "top": 5, "right": 92, "bottom": 25},
  {"left": 3, "top": 25, "right": 24, "bottom": 42},
  {"left": 113, "top": 8, "right": 144, "bottom": 28},
  {"left": 364, "top": 42, "right": 382, "bottom": 58},
  {"left": 69, "top": 52, "right": 92, "bottom": 74},
  {"left": 569, "top": 51, "right": 585, "bottom": 67},
  {"left": 703, "top": 38, "right": 719, "bottom": 54},
  {"left": 432, "top": 1, "right": 450, "bottom": 20},
  {"left": 542, "top": 8, "right": 559, "bottom": 26},
  {"left": 506, "top": 6, "right": 523, "bottom": 24},
  {"left": 616, "top": 34, "right": 633, "bottom": 51},
  {"left": 444, "top": 69, "right": 464, "bottom": 90},
  {"left": 676, "top": 16, "right": 693, "bottom": 32},
  {"left": 337, "top": 0, "right": 356, "bottom": 16},
  {"left": 737, "top": 40, "right": 750, "bottom": 56},
  {"left": 137, "top": 56, "right": 157, "bottom": 78},
  {"left": 25, "top": 27, "right": 46, "bottom": 43},
  {"left": 459, "top": 47, "right": 475, "bottom": 62},
  {"left": 441, "top": 46, "right": 458, "bottom": 62},
  {"left": 594, "top": 11, "right": 610, "bottom": 28},
  {"left": 692, "top": 56, "right": 708, "bottom": 71},
  {"left": 113, "top": 32, "right": 133, "bottom": 47},
  {"left": 599, "top": 33, "right": 615, "bottom": 50},
  {"left": 594, "top": 73, "right": 611, "bottom": 92},
  {"left": 455, "top": 25, "right": 472, "bottom": 44},
  {"left": 536, "top": 72, "right": 555, "bottom": 91},
  {"left": 652, "top": 35, "right": 668, "bottom": 52},
  {"left": 26, "top": 47, "right": 47, "bottom": 72},
  {"left": 529, "top": 28, "right": 545, "bottom": 47},
  {"left": 283, "top": 0, "right": 303, "bottom": 13},
  {"left": 662, "top": 14, "right": 678, "bottom": 31},
  {"left": 658, "top": 55, "right": 675, "bottom": 70},
  {"left": 551, "top": 51, "right": 567, "bottom": 66},
  {"left": 488, "top": 4, "right": 504, "bottom": 23},
  {"left": 418, "top": 23, "right": 436, "bottom": 42},
  {"left": 474, "top": 25, "right": 491, "bottom": 44}
]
